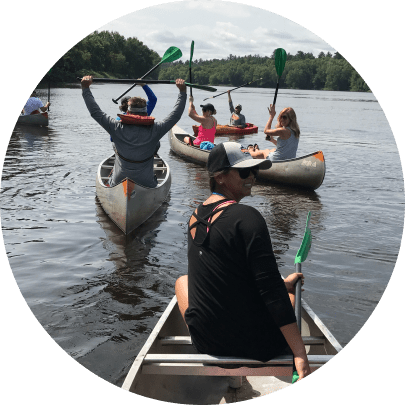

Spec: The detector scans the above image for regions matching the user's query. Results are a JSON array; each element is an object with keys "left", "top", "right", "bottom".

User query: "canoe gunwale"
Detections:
[
  {"left": 169, "top": 125, "right": 326, "bottom": 190},
  {"left": 96, "top": 154, "right": 170, "bottom": 190},
  {"left": 122, "top": 294, "right": 342, "bottom": 395},
  {"left": 96, "top": 153, "right": 171, "bottom": 234}
]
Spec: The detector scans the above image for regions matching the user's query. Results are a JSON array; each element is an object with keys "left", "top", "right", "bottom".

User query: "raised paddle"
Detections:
[
  {"left": 202, "top": 78, "right": 263, "bottom": 101},
  {"left": 292, "top": 211, "right": 312, "bottom": 383},
  {"left": 111, "top": 46, "right": 182, "bottom": 104},
  {"left": 189, "top": 41, "right": 194, "bottom": 98},
  {"left": 78, "top": 77, "right": 217, "bottom": 92},
  {"left": 272, "top": 48, "right": 287, "bottom": 107}
]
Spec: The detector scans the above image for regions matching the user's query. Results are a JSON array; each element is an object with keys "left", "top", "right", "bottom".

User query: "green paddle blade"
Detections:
[
  {"left": 189, "top": 41, "right": 194, "bottom": 67},
  {"left": 161, "top": 46, "right": 182, "bottom": 64},
  {"left": 292, "top": 370, "right": 299, "bottom": 384},
  {"left": 294, "top": 212, "right": 312, "bottom": 264},
  {"left": 274, "top": 48, "right": 287, "bottom": 77}
]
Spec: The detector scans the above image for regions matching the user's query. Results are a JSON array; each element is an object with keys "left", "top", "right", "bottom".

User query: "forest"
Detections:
[{"left": 42, "top": 30, "right": 369, "bottom": 92}]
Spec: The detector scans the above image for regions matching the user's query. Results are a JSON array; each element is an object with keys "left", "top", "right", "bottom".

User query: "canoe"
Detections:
[
  {"left": 169, "top": 125, "right": 326, "bottom": 190},
  {"left": 122, "top": 294, "right": 342, "bottom": 403},
  {"left": 192, "top": 123, "right": 258, "bottom": 136},
  {"left": 96, "top": 154, "right": 171, "bottom": 234},
  {"left": 16, "top": 112, "right": 49, "bottom": 126}
]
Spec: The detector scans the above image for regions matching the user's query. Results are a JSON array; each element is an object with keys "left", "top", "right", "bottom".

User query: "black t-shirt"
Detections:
[{"left": 185, "top": 201, "right": 296, "bottom": 362}]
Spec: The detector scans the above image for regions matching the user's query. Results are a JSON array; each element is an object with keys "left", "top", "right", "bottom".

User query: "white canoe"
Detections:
[
  {"left": 122, "top": 294, "right": 342, "bottom": 403},
  {"left": 17, "top": 112, "right": 49, "bottom": 126},
  {"left": 169, "top": 125, "right": 326, "bottom": 190},
  {"left": 96, "top": 154, "right": 171, "bottom": 234}
]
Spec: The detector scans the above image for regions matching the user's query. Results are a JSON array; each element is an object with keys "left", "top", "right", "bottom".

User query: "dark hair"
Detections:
[
  {"left": 208, "top": 168, "right": 230, "bottom": 192},
  {"left": 119, "top": 96, "right": 130, "bottom": 112}
]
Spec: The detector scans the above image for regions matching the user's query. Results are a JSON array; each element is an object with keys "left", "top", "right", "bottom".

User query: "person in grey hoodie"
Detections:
[{"left": 81, "top": 75, "right": 187, "bottom": 188}]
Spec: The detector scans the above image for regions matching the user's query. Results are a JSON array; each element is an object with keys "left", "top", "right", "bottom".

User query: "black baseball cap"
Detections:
[{"left": 200, "top": 103, "right": 215, "bottom": 112}]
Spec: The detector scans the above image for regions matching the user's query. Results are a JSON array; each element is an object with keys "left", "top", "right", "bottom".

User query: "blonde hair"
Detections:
[{"left": 276, "top": 107, "right": 300, "bottom": 138}]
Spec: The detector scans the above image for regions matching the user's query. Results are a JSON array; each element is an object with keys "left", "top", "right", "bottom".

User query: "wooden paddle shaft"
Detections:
[{"left": 295, "top": 262, "right": 302, "bottom": 332}]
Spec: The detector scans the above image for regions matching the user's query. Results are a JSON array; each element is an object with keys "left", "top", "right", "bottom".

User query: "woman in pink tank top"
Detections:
[{"left": 184, "top": 97, "right": 217, "bottom": 147}]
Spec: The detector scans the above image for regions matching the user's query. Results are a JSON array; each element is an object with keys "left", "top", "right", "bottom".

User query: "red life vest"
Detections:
[{"left": 117, "top": 114, "right": 155, "bottom": 125}]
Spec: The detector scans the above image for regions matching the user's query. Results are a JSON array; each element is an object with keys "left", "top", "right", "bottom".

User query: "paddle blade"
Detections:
[
  {"left": 292, "top": 371, "right": 299, "bottom": 384},
  {"left": 274, "top": 48, "right": 287, "bottom": 77},
  {"left": 294, "top": 212, "right": 312, "bottom": 264},
  {"left": 161, "top": 46, "right": 182, "bottom": 64},
  {"left": 189, "top": 41, "right": 194, "bottom": 66}
]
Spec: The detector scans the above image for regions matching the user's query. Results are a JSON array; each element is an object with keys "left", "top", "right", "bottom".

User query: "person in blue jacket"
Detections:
[{"left": 117, "top": 82, "right": 157, "bottom": 118}]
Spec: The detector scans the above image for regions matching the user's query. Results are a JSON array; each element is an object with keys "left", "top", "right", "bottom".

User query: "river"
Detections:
[{"left": 1, "top": 83, "right": 403, "bottom": 388}]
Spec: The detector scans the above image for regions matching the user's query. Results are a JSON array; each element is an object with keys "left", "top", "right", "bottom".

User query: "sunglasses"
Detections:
[
  {"left": 280, "top": 115, "right": 288, "bottom": 120},
  {"left": 236, "top": 167, "right": 258, "bottom": 179}
]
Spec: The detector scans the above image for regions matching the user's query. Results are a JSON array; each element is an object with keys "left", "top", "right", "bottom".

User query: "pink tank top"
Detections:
[{"left": 193, "top": 118, "right": 216, "bottom": 146}]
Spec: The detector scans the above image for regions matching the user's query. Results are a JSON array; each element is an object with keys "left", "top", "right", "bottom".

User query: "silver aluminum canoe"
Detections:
[
  {"left": 169, "top": 125, "right": 326, "bottom": 190},
  {"left": 96, "top": 154, "right": 171, "bottom": 234},
  {"left": 17, "top": 112, "right": 49, "bottom": 126},
  {"left": 122, "top": 295, "right": 342, "bottom": 403}
]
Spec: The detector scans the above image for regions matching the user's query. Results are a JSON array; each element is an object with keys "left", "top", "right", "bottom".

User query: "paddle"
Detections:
[
  {"left": 202, "top": 78, "right": 262, "bottom": 101},
  {"left": 189, "top": 41, "right": 194, "bottom": 98},
  {"left": 272, "top": 48, "right": 287, "bottom": 107},
  {"left": 292, "top": 211, "right": 312, "bottom": 384},
  {"left": 47, "top": 68, "right": 52, "bottom": 111},
  {"left": 111, "top": 46, "right": 182, "bottom": 104},
  {"left": 79, "top": 77, "right": 217, "bottom": 92}
]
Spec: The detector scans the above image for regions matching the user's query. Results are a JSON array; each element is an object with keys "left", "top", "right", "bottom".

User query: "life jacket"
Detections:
[{"left": 117, "top": 114, "right": 155, "bottom": 125}]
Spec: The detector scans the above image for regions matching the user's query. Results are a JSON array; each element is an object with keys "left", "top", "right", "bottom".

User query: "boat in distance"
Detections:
[
  {"left": 16, "top": 112, "right": 49, "bottom": 126},
  {"left": 169, "top": 125, "right": 326, "bottom": 190},
  {"left": 192, "top": 123, "right": 258, "bottom": 136},
  {"left": 96, "top": 154, "right": 171, "bottom": 234},
  {"left": 122, "top": 295, "right": 342, "bottom": 403}
]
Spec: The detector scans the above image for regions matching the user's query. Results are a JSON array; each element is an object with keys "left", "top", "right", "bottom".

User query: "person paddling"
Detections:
[
  {"left": 175, "top": 142, "right": 311, "bottom": 381},
  {"left": 22, "top": 90, "right": 50, "bottom": 115}
]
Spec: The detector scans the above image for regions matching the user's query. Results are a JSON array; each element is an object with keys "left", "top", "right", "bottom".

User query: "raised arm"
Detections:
[
  {"left": 81, "top": 75, "right": 118, "bottom": 136},
  {"left": 264, "top": 104, "right": 289, "bottom": 140},
  {"left": 154, "top": 79, "right": 187, "bottom": 136},
  {"left": 228, "top": 90, "right": 235, "bottom": 113},
  {"left": 141, "top": 83, "right": 157, "bottom": 116},
  {"left": 188, "top": 96, "right": 215, "bottom": 127}
]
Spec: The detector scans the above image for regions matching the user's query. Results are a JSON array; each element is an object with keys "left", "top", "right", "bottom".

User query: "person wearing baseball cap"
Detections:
[
  {"left": 227, "top": 90, "right": 246, "bottom": 128},
  {"left": 184, "top": 96, "right": 217, "bottom": 147},
  {"left": 174, "top": 141, "right": 311, "bottom": 381}
]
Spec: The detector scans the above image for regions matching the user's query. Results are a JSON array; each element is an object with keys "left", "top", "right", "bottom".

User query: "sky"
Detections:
[{"left": 99, "top": 1, "right": 336, "bottom": 61}]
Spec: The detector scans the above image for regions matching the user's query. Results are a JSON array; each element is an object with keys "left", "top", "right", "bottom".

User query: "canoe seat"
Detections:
[
  {"left": 101, "top": 165, "right": 114, "bottom": 169},
  {"left": 141, "top": 353, "right": 333, "bottom": 378},
  {"left": 160, "top": 336, "right": 326, "bottom": 346}
]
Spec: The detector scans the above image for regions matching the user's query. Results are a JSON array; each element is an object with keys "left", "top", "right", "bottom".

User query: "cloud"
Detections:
[{"left": 99, "top": 1, "right": 335, "bottom": 60}]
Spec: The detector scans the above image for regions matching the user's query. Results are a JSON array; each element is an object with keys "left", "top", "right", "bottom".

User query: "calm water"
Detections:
[{"left": 1, "top": 83, "right": 403, "bottom": 386}]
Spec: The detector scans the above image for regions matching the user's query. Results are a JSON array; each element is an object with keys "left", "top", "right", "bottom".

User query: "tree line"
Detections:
[
  {"left": 41, "top": 30, "right": 369, "bottom": 92},
  {"left": 159, "top": 52, "right": 369, "bottom": 92}
]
